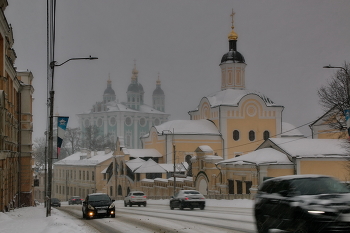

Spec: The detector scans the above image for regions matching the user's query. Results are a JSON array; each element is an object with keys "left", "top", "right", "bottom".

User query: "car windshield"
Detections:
[
  {"left": 89, "top": 195, "right": 110, "bottom": 202},
  {"left": 291, "top": 177, "right": 350, "bottom": 195}
]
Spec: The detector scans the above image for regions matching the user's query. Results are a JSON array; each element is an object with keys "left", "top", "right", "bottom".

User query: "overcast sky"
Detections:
[{"left": 5, "top": 0, "right": 350, "bottom": 140}]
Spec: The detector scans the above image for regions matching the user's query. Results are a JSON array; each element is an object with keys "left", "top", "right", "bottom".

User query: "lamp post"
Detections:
[
  {"left": 323, "top": 65, "right": 350, "bottom": 137},
  {"left": 46, "top": 56, "right": 98, "bottom": 217}
]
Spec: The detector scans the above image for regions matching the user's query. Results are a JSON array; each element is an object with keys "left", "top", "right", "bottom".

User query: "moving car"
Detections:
[
  {"left": 124, "top": 191, "right": 147, "bottom": 207},
  {"left": 82, "top": 193, "right": 115, "bottom": 219},
  {"left": 170, "top": 190, "right": 205, "bottom": 210},
  {"left": 68, "top": 196, "right": 83, "bottom": 205},
  {"left": 254, "top": 174, "right": 350, "bottom": 233},
  {"left": 50, "top": 198, "right": 61, "bottom": 207}
]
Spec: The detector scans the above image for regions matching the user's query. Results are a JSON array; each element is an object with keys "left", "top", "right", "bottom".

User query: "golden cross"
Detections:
[{"left": 230, "top": 9, "right": 235, "bottom": 29}]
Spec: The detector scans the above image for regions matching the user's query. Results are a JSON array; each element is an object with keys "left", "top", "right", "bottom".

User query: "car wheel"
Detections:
[
  {"left": 83, "top": 212, "right": 86, "bottom": 218},
  {"left": 129, "top": 201, "right": 132, "bottom": 207},
  {"left": 143, "top": 203, "right": 147, "bottom": 207},
  {"left": 124, "top": 202, "right": 127, "bottom": 207},
  {"left": 170, "top": 206, "right": 174, "bottom": 210},
  {"left": 138, "top": 204, "right": 140, "bottom": 207},
  {"left": 180, "top": 202, "right": 184, "bottom": 210},
  {"left": 200, "top": 204, "right": 205, "bottom": 210},
  {"left": 111, "top": 214, "right": 115, "bottom": 218},
  {"left": 190, "top": 206, "right": 194, "bottom": 210},
  {"left": 256, "top": 216, "right": 269, "bottom": 233}
]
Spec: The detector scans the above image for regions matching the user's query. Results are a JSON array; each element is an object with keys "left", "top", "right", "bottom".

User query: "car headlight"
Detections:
[
  {"left": 109, "top": 203, "right": 115, "bottom": 208},
  {"left": 308, "top": 210, "right": 325, "bottom": 214},
  {"left": 88, "top": 204, "right": 95, "bottom": 210}
]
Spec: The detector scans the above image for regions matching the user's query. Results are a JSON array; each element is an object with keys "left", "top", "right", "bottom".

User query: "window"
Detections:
[
  {"left": 233, "top": 130, "right": 240, "bottom": 141},
  {"left": 263, "top": 130, "right": 270, "bottom": 140},
  {"left": 79, "top": 171, "right": 81, "bottom": 180},
  {"left": 92, "top": 171, "right": 95, "bottom": 181},
  {"left": 83, "top": 171, "right": 85, "bottom": 180},
  {"left": 87, "top": 171, "right": 89, "bottom": 180},
  {"left": 249, "top": 130, "right": 255, "bottom": 141}
]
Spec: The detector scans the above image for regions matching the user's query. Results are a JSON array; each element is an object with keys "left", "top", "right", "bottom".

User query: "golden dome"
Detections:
[{"left": 228, "top": 28, "right": 238, "bottom": 40}]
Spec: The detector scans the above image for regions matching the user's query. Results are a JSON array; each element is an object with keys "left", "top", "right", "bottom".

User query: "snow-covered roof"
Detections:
[
  {"left": 202, "top": 89, "right": 280, "bottom": 108},
  {"left": 54, "top": 150, "right": 113, "bottom": 166},
  {"left": 122, "top": 148, "right": 163, "bottom": 158},
  {"left": 266, "top": 138, "right": 349, "bottom": 158},
  {"left": 217, "top": 148, "right": 292, "bottom": 165},
  {"left": 153, "top": 119, "right": 221, "bottom": 135},
  {"left": 78, "top": 101, "right": 168, "bottom": 115},
  {"left": 281, "top": 122, "right": 304, "bottom": 137},
  {"left": 134, "top": 159, "right": 167, "bottom": 173},
  {"left": 198, "top": 145, "right": 214, "bottom": 153},
  {"left": 159, "top": 162, "right": 188, "bottom": 172},
  {"left": 125, "top": 158, "right": 145, "bottom": 171}
]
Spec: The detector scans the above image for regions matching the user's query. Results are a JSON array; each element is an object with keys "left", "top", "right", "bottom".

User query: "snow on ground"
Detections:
[{"left": 0, "top": 199, "right": 254, "bottom": 233}]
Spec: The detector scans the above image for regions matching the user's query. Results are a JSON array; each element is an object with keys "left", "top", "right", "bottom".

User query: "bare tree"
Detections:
[
  {"left": 64, "top": 127, "right": 81, "bottom": 155},
  {"left": 82, "top": 125, "right": 105, "bottom": 151},
  {"left": 33, "top": 136, "right": 47, "bottom": 168},
  {"left": 318, "top": 62, "right": 350, "bottom": 132}
]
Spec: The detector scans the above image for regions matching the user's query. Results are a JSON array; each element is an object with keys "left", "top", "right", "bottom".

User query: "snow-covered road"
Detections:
[{"left": 0, "top": 199, "right": 257, "bottom": 233}]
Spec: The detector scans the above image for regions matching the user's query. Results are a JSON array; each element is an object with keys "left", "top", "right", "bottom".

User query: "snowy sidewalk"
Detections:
[{"left": 0, "top": 205, "right": 97, "bottom": 233}]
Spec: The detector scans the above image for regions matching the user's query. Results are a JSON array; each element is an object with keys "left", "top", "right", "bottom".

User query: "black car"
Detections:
[
  {"left": 68, "top": 196, "right": 83, "bottom": 205},
  {"left": 51, "top": 198, "right": 61, "bottom": 207},
  {"left": 170, "top": 190, "right": 205, "bottom": 210},
  {"left": 254, "top": 174, "right": 350, "bottom": 233},
  {"left": 82, "top": 193, "right": 115, "bottom": 219}
]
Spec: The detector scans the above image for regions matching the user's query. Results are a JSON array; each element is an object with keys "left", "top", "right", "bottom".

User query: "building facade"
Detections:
[
  {"left": 77, "top": 64, "right": 169, "bottom": 149},
  {"left": 0, "top": 1, "right": 35, "bottom": 211}
]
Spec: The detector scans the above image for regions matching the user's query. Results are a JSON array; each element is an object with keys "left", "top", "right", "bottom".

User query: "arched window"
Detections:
[
  {"left": 249, "top": 130, "right": 255, "bottom": 141},
  {"left": 263, "top": 130, "right": 270, "bottom": 140},
  {"left": 233, "top": 130, "right": 240, "bottom": 141},
  {"left": 185, "top": 155, "right": 192, "bottom": 177}
]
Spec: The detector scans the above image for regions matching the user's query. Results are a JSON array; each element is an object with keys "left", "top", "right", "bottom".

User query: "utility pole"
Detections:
[{"left": 173, "top": 144, "right": 176, "bottom": 196}]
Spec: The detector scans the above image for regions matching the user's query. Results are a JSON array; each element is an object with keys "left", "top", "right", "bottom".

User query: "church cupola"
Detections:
[
  {"left": 152, "top": 73, "right": 165, "bottom": 112},
  {"left": 127, "top": 61, "right": 144, "bottom": 111},
  {"left": 220, "top": 10, "right": 247, "bottom": 90},
  {"left": 103, "top": 75, "right": 116, "bottom": 103}
]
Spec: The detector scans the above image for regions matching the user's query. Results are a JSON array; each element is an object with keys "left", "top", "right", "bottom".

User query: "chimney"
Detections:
[{"left": 105, "top": 147, "right": 111, "bottom": 154}]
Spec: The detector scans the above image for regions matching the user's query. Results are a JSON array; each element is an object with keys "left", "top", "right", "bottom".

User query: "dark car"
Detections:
[
  {"left": 51, "top": 198, "right": 61, "bottom": 207},
  {"left": 170, "top": 190, "right": 205, "bottom": 210},
  {"left": 124, "top": 191, "right": 147, "bottom": 207},
  {"left": 254, "top": 174, "right": 350, "bottom": 233},
  {"left": 82, "top": 193, "right": 115, "bottom": 219},
  {"left": 68, "top": 196, "right": 83, "bottom": 205}
]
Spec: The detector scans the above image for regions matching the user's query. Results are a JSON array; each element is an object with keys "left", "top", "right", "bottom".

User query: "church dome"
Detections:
[
  {"left": 221, "top": 50, "right": 245, "bottom": 64},
  {"left": 104, "top": 86, "right": 115, "bottom": 95},
  {"left": 127, "top": 83, "right": 144, "bottom": 93},
  {"left": 153, "top": 87, "right": 164, "bottom": 95}
]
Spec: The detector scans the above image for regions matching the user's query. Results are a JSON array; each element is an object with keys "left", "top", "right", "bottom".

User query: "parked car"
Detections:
[
  {"left": 68, "top": 196, "right": 83, "bottom": 205},
  {"left": 124, "top": 191, "right": 147, "bottom": 207},
  {"left": 82, "top": 193, "right": 115, "bottom": 219},
  {"left": 254, "top": 174, "right": 350, "bottom": 233},
  {"left": 170, "top": 190, "right": 205, "bottom": 210},
  {"left": 50, "top": 198, "right": 61, "bottom": 207}
]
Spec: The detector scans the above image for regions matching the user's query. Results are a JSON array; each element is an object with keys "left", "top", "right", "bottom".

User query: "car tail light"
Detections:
[
  {"left": 72, "top": 199, "right": 76, "bottom": 201},
  {"left": 131, "top": 196, "right": 135, "bottom": 198},
  {"left": 184, "top": 197, "right": 189, "bottom": 200},
  {"left": 144, "top": 196, "right": 147, "bottom": 198}
]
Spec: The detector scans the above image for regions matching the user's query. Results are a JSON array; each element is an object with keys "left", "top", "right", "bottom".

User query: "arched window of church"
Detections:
[
  {"left": 185, "top": 155, "right": 192, "bottom": 177},
  {"left": 263, "top": 131, "right": 270, "bottom": 140},
  {"left": 249, "top": 130, "right": 255, "bottom": 141},
  {"left": 233, "top": 130, "right": 240, "bottom": 141}
]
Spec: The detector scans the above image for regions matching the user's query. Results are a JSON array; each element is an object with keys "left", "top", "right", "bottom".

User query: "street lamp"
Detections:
[{"left": 46, "top": 56, "right": 98, "bottom": 217}]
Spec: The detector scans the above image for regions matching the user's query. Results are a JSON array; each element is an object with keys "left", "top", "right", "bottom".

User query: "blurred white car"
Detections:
[{"left": 124, "top": 191, "right": 147, "bottom": 207}]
